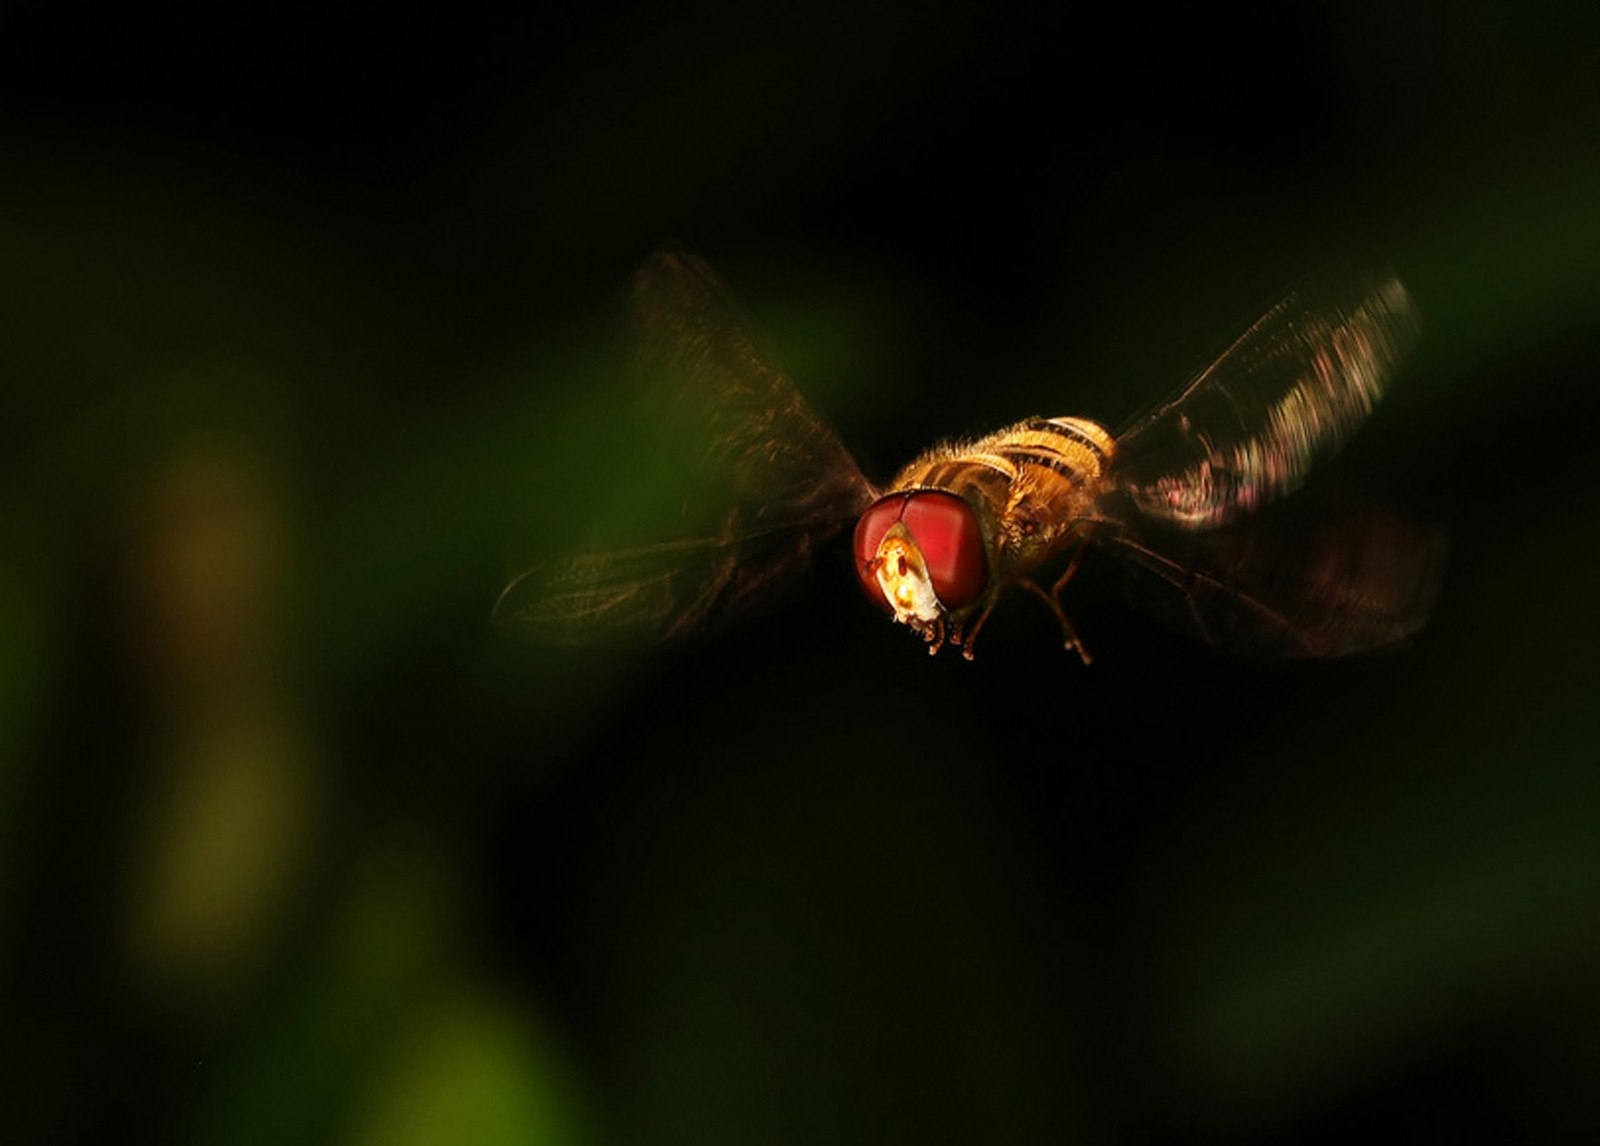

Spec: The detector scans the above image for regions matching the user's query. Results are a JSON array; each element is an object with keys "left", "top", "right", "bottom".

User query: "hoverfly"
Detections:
[{"left": 497, "top": 246, "right": 1444, "bottom": 660}]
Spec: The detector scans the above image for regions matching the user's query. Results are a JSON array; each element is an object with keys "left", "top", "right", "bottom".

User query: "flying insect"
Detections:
[{"left": 497, "top": 247, "right": 1443, "bottom": 661}]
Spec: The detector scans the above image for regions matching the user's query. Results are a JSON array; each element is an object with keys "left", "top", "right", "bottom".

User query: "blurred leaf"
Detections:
[{"left": 344, "top": 989, "right": 595, "bottom": 1146}]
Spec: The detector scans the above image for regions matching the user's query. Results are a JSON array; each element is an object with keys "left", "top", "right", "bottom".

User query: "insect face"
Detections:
[{"left": 853, "top": 490, "right": 989, "bottom": 626}]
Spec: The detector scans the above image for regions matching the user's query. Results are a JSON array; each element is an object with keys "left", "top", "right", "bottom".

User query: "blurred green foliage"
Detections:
[{"left": 3, "top": 1, "right": 1600, "bottom": 1143}]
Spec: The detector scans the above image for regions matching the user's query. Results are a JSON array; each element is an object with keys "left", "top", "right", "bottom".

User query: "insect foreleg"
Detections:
[{"left": 955, "top": 594, "right": 1000, "bottom": 662}]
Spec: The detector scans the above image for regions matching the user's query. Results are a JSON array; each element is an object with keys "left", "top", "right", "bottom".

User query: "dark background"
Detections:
[{"left": 4, "top": 1, "right": 1600, "bottom": 1142}]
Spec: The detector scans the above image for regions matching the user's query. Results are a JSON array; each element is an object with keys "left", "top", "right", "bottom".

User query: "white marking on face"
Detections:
[{"left": 873, "top": 524, "right": 943, "bottom": 625}]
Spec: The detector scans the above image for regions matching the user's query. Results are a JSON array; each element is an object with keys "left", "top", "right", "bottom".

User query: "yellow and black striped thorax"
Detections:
[{"left": 891, "top": 416, "right": 1116, "bottom": 509}]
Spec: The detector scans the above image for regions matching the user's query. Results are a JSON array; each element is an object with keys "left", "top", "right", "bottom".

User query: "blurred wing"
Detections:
[
  {"left": 494, "top": 524, "right": 834, "bottom": 644},
  {"left": 631, "top": 244, "right": 878, "bottom": 528},
  {"left": 1099, "top": 501, "right": 1448, "bottom": 657},
  {"left": 500, "top": 246, "right": 877, "bottom": 645},
  {"left": 1107, "top": 268, "right": 1419, "bottom": 530}
]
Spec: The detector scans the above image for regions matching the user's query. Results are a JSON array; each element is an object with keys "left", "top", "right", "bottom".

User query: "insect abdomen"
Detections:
[
  {"left": 982, "top": 417, "right": 1116, "bottom": 488},
  {"left": 893, "top": 416, "right": 1114, "bottom": 504}
]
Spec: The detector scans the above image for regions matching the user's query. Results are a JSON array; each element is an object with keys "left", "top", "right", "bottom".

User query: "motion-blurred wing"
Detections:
[
  {"left": 632, "top": 245, "right": 877, "bottom": 528},
  {"left": 499, "top": 247, "right": 877, "bottom": 644},
  {"left": 495, "top": 525, "right": 833, "bottom": 644},
  {"left": 1100, "top": 501, "right": 1448, "bottom": 657},
  {"left": 1108, "top": 268, "right": 1419, "bottom": 530}
]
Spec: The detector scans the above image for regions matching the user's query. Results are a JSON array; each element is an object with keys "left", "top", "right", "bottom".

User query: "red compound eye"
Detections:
[
  {"left": 852, "top": 491, "right": 988, "bottom": 610},
  {"left": 853, "top": 497, "right": 907, "bottom": 609},
  {"left": 901, "top": 491, "right": 987, "bottom": 608}
]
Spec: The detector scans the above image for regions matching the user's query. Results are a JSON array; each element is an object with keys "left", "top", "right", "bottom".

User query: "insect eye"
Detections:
[{"left": 900, "top": 492, "right": 987, "bottom": 608}]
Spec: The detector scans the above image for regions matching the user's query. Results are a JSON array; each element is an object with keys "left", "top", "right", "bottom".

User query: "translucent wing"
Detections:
[
  {"left": 1099, "top": 497, "right": 1448, "bottom": 657},
  {"left": 1107, "top": 268, "right": 1420, "bottom": 530},
  {"left": 497, "top": 247, "right": 878, "bottom": 644},
  {"left": 631, "top": 245, "right": 877, "bottom": 528},
  {"left": 495, "top": 525, "right": 834, "bottom": 644}
]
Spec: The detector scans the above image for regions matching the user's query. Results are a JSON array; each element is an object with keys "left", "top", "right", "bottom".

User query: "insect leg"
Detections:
[
  {"left": 956, "top": 596, "right": 1000, "bottom": 662},
  {"left": 1049, "top": 535, "right": 1091, "bottom": 602},
  {"left": 1018, "top": 579, "right": 1093, "bottom": 665}
]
